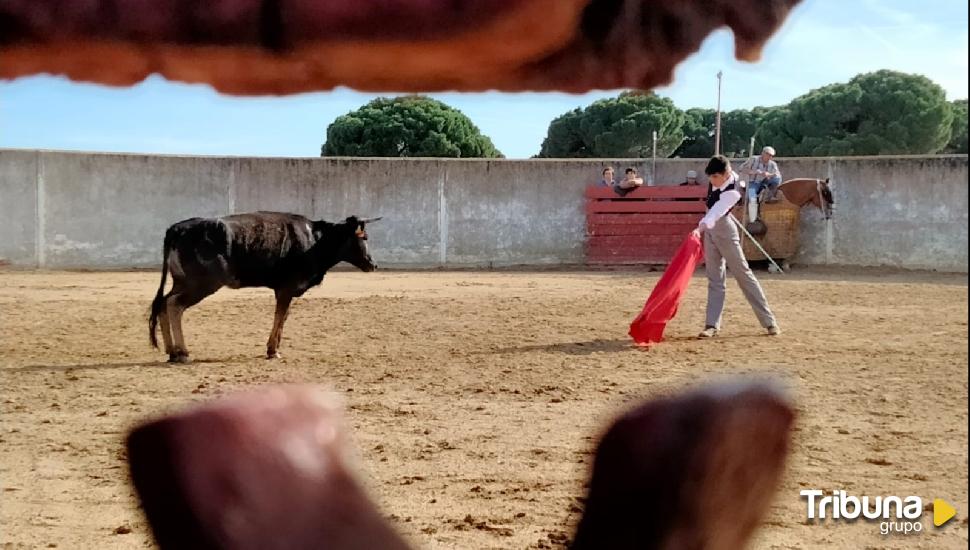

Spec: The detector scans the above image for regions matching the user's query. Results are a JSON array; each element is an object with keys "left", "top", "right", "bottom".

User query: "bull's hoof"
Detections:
[
  {"left": 168, "top": 353, "right": 191, "bottom": 364},
  {"left": 267, "top": 351, "right": 282, "bottom": 360}
]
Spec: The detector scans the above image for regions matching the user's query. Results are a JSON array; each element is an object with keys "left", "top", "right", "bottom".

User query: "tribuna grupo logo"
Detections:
[{"left": 801, "top": 490, "right": 957, "bottom": 535}]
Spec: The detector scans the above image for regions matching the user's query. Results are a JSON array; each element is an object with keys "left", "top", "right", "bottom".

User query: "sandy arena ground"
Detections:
[{"left": 1, "top": 267, "right": 967, "bottom": 549}]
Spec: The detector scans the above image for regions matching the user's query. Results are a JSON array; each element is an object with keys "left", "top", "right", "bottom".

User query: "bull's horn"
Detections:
[{"left": 359, "top": 217, "right": 383, "bottom": 224}]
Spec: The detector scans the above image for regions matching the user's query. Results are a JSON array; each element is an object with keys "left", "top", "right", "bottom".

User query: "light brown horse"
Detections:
[
  {"left": 741, "top": 177, "right": 835, "bottom": 236},
  {"left": 774, "top": 177, "right": 835, "bottom": 219},
  {"left": 737, "top": 178, "right": 835, "bottom": 270}
]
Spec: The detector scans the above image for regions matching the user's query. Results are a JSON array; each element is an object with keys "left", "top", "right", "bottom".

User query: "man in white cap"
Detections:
[
  {"left": 679, "top": 170, "right": 700, "bottom": 186},
  {"left": 742, "top": 146, "right": 782, "bottom": 204}
]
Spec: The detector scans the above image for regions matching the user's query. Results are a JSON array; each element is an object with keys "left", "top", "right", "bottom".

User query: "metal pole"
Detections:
[
  {"left": 651, "top": 130, "right": 657, "bottom": 186},
  {"left": 730, "top": 214, "right": 785, "bottom": 273},
  {"left": 714, "top": 70, "right": 723, "bottom": 156},
  {"left": 742, "top": 135, "right": 757, "bottom": 224}
]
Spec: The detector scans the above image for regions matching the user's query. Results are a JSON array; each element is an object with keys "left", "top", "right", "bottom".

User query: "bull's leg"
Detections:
[
  {"left": 167, "top": 285, "right": 220, "bottom": 364},
  {"left": 166, "top": 295, "right": 190, "bottom": 364},
  {"left": 158, "top": 307, "right": 175, "bottom": 356},
  {"left": 267, "top": 292, "right": 293, "bottom": 359}
]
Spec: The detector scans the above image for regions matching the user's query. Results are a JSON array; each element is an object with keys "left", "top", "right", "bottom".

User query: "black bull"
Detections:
[{"left": 148, "top": 212, "right": 380, "bottom": 363}]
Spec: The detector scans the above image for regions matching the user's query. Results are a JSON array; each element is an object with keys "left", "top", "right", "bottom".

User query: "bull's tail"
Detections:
[{"left": 149, "top": 231, "right": 173, "bottom": 349}]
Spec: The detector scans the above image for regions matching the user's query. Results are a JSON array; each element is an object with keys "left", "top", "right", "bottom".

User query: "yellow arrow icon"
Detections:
[{"left": 933, "top": 499, "right": 957, "bottom": 527}]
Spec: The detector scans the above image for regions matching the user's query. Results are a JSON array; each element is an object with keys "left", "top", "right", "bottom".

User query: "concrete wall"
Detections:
[
  {"left": 0, "top": 150, "right": 966, "bottom": 272},
  {"left": 0, "top": 150, "right": 38, "bottom": 266},
  {"left": 779, "top": 156, "right": 968, "bottom": 271}
]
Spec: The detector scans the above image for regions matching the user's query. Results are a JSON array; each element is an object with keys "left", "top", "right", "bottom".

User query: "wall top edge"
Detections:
[{"left": 2, "top": 148, "right": 966, "bottom": 164}]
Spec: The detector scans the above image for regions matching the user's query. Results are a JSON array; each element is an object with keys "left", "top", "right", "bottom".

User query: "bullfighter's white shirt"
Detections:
[{"left": 698, "top": 173, "right": 742, "bottom": 231}]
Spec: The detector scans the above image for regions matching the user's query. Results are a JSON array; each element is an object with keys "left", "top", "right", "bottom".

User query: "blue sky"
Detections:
[{"left": 1, "top": 0, "right": 967, "bottom": 159}]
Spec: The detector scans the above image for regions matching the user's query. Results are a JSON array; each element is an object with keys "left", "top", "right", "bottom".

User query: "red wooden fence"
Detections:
[{"left": 585, "top": 185, "right": 708, "bottom": 265}]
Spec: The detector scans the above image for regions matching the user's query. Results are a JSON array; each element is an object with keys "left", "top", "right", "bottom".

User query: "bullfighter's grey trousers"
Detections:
[{"left": 703, "top": 215, "right": 776, "bottom": 329}]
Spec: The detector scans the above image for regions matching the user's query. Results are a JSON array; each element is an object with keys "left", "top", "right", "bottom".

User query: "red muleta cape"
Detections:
[{"left": 628, "top": 233, "right": 704, "bottom": 346}]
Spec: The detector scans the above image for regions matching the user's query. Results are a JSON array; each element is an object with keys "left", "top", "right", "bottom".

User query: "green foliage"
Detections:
[
  {"left": 721, "top": 107, "right": 780, "bottom": 157},
  {"left": 538, "top": 108, "right": 589, "bottom": 157},
  {"left": 944, "top": 99, "right": 968, "bottom": 154},
  {"left": 321, "top": 96, "right": 502, "bottom": 158},
  {"left": 673, "top": 107, "right": 780, "bottom": 158},
  {"left": 537, "top": 92, "right": 687, "bottom": 158},
  {"left": 539, "top": 70, "right": 958, "bottom": 159},
  {"left": 672, "top": 108, "right": 714, "bottom": 158},
  {"left": 321, "top": 72, "right": 961, "bottom": 159},
  {"left": 759, "top": 70, "right": 953, "bottom": 156}
]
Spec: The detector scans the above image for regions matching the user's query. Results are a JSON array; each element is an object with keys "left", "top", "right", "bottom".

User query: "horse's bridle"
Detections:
[{"left": 816, "top": 179, "right": 833, "bottom": 220}]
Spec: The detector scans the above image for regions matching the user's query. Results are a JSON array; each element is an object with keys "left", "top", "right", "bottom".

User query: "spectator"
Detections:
[
  {"left": 614, "top": 167, "right": 644, "bottom": 196},
  {"left": 597, "top": 167, "right": 616, "bottom": 188},
  {"left": 679, "top": 170, "right": 700, "bottom": 186},
  {"left": 675, "top": 169, "right": 703, "bottom": 202}
]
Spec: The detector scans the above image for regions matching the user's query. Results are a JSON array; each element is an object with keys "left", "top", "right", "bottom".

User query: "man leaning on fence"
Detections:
[{"left": 613, "top": 167, "right": 644, "bottom": 197}]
